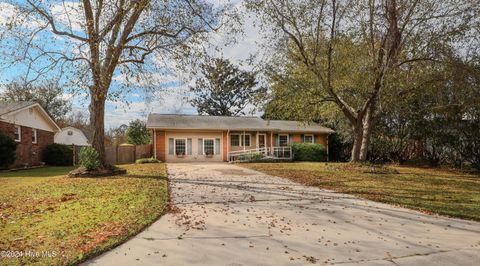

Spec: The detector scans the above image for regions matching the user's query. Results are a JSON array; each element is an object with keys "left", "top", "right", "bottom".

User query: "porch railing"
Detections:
[{"left": 228, "top": 146, "right": 292, "bottom": 162}]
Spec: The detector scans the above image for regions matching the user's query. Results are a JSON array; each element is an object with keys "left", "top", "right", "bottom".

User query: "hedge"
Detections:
[
  {"left": 0, "top": 132, "right": 18, "bottom": 168},
  {"left": 43, "top": 143, "right": 73, "bottom": 166},
  {"left": 292, "top": 143, "right": 327, "bottom": 161}
]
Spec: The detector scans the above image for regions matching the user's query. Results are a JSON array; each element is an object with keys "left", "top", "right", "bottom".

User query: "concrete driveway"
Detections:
[{"left": 87, "top": 163, "right": 480, "bottom": 266}]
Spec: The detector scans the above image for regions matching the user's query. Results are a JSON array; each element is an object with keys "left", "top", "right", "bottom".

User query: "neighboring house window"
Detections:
[
  {"left": 304, "top": 134, "right": 314, "bottom": 143},
  {"left": 67, "top": 130, "right": 73, "bottom": 136},
  {"left": 32, "top": 129, "right": 37, "bottom": 144},
  {"left": 175, "top": 139, "right": 186, "bottom": 155},
  {"left": 230, "top": 134, "right": 251, "bottom": 147},
  {"left": 14, "top": 125, "right": 21, "bottom": 142},
  {"left": 204, "top": 139, "right": 215, "bottom": 155},
  {"left": 231, "top": 134, "right": 240, "bottom": 147},
  {"left": 279, "top": 134, "right": 289, "bottom": 146}
]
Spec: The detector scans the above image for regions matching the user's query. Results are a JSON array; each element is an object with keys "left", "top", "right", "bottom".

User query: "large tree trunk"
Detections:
[
  {"left": 359, "top": 104, "right": 375, "bottom": 161},
  {"left": 90, "top": 92, "right": 107, "bottom": 167},
  {"left": 350, "top": 122, "right": 364, "bottom": 162}
]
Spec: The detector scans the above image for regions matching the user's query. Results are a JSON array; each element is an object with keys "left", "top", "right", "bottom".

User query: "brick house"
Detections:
[
  {"left": 147, "top": 114, "right": 334, "bottom": 162},
  {"left": 0, "top": 101, "right": 60, "bottom": 168}
]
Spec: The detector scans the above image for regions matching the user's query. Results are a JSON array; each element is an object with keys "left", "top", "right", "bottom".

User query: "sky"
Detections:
[{"left": 0, "top": 0, "right": 265, "bottom": 129}]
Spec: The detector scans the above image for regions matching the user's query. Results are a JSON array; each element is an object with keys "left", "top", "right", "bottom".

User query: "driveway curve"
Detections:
[{"left": 86, "top": 163, "right": 480, "bottom": 266}]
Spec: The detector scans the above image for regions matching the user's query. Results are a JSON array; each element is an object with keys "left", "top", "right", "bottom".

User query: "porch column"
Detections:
[
  {"left": 270, "top": 131, "right": 273, "bottom": 155},
  {"left": 256, "top": 131, "right": 259, "bottom": 149}
]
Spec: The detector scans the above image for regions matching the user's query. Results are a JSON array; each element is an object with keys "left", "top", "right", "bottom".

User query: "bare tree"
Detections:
[
  {"left": 247, "top": 0, "right": 476, "bottom": 162},
  {"left": 3, "top": 0, "right": 227, "bottom": 167}
]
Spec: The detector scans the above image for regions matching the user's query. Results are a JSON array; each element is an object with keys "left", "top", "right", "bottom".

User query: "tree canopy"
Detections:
[
  {"left": 189, "top": 57, "right": 265, "bottom": 116},
  {"left": 2, "top": 0, "right": 227, "bottom": 167},
  {"left": 247, "top": 0, "right": 478, "bottom": 162}
]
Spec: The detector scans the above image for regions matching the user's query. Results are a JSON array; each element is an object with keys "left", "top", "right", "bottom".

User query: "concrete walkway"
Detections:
[{"left": 86, "top": 163, "right": 480, "bottom": 266}]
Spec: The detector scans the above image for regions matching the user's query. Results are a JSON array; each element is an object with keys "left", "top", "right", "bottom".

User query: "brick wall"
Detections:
[
  {"left": 155, "top": 130, "right": 166, "bottom": 162},
  {"left": 223, "top": 131, "right": 228, "bottom": 162},
  {"left": 315, "top": 134, "right": 328, "bottom": 147},
  {"left": 0, "top": 121, "right": 54, "bottom": 168}
]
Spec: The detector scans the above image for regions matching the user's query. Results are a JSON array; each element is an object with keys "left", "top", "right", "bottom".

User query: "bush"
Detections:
[
  {"left": 79, "top": 147, "right": 100, "bottom": 171},
  {"left": 43, "top": 143, "right": 73, "bottom": 166},
  {"left": 292, "top": 143, "right": 327, "bottom": 161},
  {"left": 0, "top": 132, "right": 18, "bottom": 168},
  {"left": 136, "top": 157, "right": 161, "bottom": 164}
]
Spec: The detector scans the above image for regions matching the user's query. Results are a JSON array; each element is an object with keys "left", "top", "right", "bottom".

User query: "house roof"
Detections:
[
  {"left": 266, "top": 120, "right": 335, "bottom": 133},
  {"left": 0, "top": 101, "right": 61, "bottom": 132},
  {"left": 147, "top": 114, "right": 334, "bottom": 134},
  {"left": 0, "top": 101, "right": 37, "bottom": 116}
]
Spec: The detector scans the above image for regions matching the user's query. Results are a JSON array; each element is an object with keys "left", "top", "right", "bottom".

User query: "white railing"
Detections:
[{"left": 228, "top": 146, "right": 292, "bottom": 162}]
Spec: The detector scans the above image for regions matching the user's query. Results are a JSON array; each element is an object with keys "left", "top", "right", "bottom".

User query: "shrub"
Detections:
[
  {"left": 79, "top": 147, "right": 100, "bottom": 171},
  {"left": 136, "top": 157, "right": 161, "bottom": 164},
  {"left": 292, "top": 143, "right": 327, "bottom": 161},
  {"left": 43, "top": 143, "right": 73, "bottom": 166},
  {"left": 0, "top": 132, "right": 18, "bottom": 168}
]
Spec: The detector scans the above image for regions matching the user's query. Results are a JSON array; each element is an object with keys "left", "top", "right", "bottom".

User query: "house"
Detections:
[
  {"left": 0, "top": 101, "right": 60, "bottom": 168},
  {"left": 146, "top": 114, "right": 334, "bottom": 162},
  {"left": 55, "top": 126, "right": 91, "bottom": 146}
]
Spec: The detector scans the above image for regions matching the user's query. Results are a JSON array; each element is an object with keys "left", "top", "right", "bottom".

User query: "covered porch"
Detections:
[{"left": 226, "top": 130, "right": 292, "bottom": 162}]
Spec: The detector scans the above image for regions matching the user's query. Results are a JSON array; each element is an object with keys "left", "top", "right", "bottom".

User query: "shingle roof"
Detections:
[
  {"left": 266, "top": 120, "right": 335, "bottom": 133},
  {"left": 147, "top": 114, "right": 334, "bottom": 133},
  {"left": 0, "top": 101, "right": 36, "bottom": 116}
]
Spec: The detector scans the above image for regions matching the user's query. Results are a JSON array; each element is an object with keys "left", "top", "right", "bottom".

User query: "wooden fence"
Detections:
[{"left": 73, "top": 144, "right": 153, "bottom": 165}]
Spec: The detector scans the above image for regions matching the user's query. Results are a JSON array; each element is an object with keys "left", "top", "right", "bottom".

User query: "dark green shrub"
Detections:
[
  {"left": 0, "top": 132, "right": 18, "bottom": 168},
  {"left": 79, "top": 147, "right": 100, "bottom": 171},
  {"left": 136, "top": 157, "right": 161, "bottom": 164},
  {"left": 43, "top": 144, "right": 73, "bottom": 166},
  {"left": 292, "top": 143, "right": 327, "bottom": 161}
]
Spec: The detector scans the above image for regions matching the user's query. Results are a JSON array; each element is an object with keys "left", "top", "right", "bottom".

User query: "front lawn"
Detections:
[
  {"left": 0, "top": 164, "right": 168, "bottom": 265},
  {"left": 241, "top": 162, "right": 480, "bottom": 221}
]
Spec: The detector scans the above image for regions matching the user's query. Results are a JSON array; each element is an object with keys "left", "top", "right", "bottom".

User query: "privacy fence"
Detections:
[{"left": 73, "top": 144, "right": 153, "bottom": 165}]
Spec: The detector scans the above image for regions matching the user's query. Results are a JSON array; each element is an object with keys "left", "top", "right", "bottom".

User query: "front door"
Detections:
[{"left": 258, "top": 134, "right": 266, "bottom": 150}]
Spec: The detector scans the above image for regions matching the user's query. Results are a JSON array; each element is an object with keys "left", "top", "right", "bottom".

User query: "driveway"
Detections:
[{"left": 87, "top": 163, "right": 480, "bottom": 265}]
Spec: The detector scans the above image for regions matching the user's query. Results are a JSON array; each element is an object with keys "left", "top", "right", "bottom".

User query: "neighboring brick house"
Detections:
[
  {"left": 147, "top": 114, "right": 334, "bottom": 162},
  {"left": 0, "top": 101, "right": 60, "bottom": 168}
]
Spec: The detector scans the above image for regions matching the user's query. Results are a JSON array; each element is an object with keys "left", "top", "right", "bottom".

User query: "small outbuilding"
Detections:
[{"left": 54, "top": 126, "right": 91, "bottom": 146}]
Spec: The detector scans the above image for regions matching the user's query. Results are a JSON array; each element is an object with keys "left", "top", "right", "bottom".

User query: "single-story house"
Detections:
[
  {"left": 146, "top": 114, "right": 334, "bottom": 162},
  {"left": 55, "top": 126, "right": 91, "bottom": 146},
  {"left": 0, "top": 101, "right": 60, "bottom": 168}
]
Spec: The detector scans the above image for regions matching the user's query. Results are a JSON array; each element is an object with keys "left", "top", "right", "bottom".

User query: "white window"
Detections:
[
  {"left": 230, "top": 134, "right": 251, "bottom": 147},
  {"left": 231, "top": 134, "right": 240, "bottom": 147},
  {"left": 175, "top": 139, "right": 186, "bottom": 156},
  {"left": 304, "top": 134, "right": 314, "bottom": 143},
  {"left": 279, "top": 134, "right": 289, "bottom": 146},
  {"left": 203, "top": 139, "right": 215, "bottom": 155},
  {"left": 32, "top": 129, "right": 37, "bottom": 144},
  {"left": 14, "top": 125, "right": 21, "bottom": 142}
]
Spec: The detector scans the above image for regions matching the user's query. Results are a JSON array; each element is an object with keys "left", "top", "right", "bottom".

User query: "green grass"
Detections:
[
  {"left": 241, "top": 162, "right": 480, "bottom": 221},
  {"left": 0, "top": 164, "right": 168, "bottom": 266}
]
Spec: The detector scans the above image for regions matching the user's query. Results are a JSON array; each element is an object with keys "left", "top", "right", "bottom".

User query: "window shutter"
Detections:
[
  {"left": 289, "top": 134, "right": 293, "bottom": 144},
  {"left": 198, "top": 138, "right": 203, "bottom": 155},
  {"left": 275, "top": 135, "right": 279, "bottom": 146},
  {"left": 301, "top": 134, "right": 305, "bottom": 143},
  {"left": 313, "top": 135, "right": 316, "bottom": 144},
  {"left": 215, "top": 138, "right": 221, "bottom": 155},
  {"left": 168, "top": 138, "right": 174, "bottom": 155},
  {"left": 187, "top": 138, "right": 192, "bottom": 155}
]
